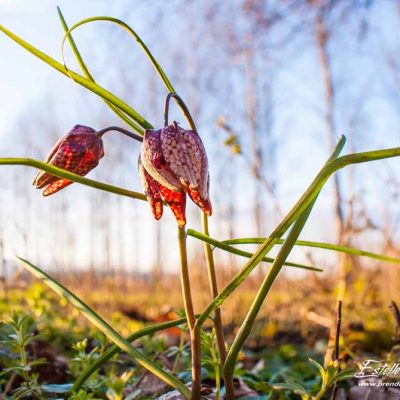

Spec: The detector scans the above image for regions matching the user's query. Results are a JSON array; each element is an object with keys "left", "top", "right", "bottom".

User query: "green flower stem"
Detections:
[
  {"left": 17, "top": 257, "right": 191, "bottom": 399},
  {"left": 177, "top": 226, "right": 201, "bottom": 400},
  {"left": 162, "top": 84, "right": 219, "bottom": 399},
  {"left": 201, "top": 214, "right": 227, "bottom": 362},
  {"left": 222, "top": 238, "right": 400, "bottom": 265},
  {"left": 96, "top": 126, "right": 144, "bottom": 142},
  {"left": 195, "top": 140, "right": 400, "bottom": 331},
  {"left": 165, "top": 88, "right": 230, "bottom": 397},
  {"left": 187, "top": 230, "right": 323, "bottom": 272},
  {"left": 57, "top": 7, "right": 144, "bottom": 133},
  {"left": 164, "top": 92, "right": 197, "bottom": 131},
  {"left": 201, "top": 213, "right": 233, "bottom": 399},
  {"left": 0, "top": 158, "right": 147, "bottom": 201},
  {"left": 72, "top": 317, "right": 188, "bottom": 392},
  {"left": 0, "top": 24, "right": 152, "bottom": 132}
]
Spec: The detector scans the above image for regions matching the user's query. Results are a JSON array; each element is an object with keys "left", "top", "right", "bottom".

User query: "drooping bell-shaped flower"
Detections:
[
  {"left": 33, "top": 125, "right": 104, "bottom": 196},
  {"left": 139, "top": 155, "right": 187, "bottom": 226},
  {"left": 139, "top": 121, "right": 211, "bottom": 226}
]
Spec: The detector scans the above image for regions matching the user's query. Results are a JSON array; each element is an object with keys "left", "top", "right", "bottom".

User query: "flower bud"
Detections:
[{"left": 33, "top": 125, "right": 104, "bottom": 196}]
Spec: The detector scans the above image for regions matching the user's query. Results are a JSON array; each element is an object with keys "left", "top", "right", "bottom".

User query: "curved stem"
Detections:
[
  {"left": 60, "top": 16, "right": 175, "bottom": 94},
  {"left": 96, "top": 126, "right": 144, "bottom": 142},
  {"left": 164, "top": 92, "right": 197, "bottom": 130},
  {"left": 177, "top": 226, "right": 201, "bottom": 400}
]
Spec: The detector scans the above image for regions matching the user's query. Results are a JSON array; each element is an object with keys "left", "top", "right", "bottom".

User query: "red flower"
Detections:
[
  {"left": 33, "top": 125, "right": 104, "bottom": 196},
  {"left": 139, "top": 121, "right": 211, "bottom": 226}
]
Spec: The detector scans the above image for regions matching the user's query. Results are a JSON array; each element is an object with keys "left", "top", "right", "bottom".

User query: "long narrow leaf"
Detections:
[
  {"left": 72, "top": 317, "right": 187, "bottom": 392},
  {"left": 186, "top": 230, "right": 323, "bottom": 272},
  {"left": 196, "top": 140, "right": 400, "bottom": 329},
  {"left": 0, "top": 24, "right": 152, "bottom": 131},
  {"left": 223, "top": 237, "right": 400, "bottom": 265},
  {"left": 0, "top": 158, "right": 146, "bottom": 201},
  {"left": 224, "top": 137, "right": 348, "bottom": 378},
  {"left": 57, "top": 8, "right": 144, "bottom": 133},
  {"left": 16, "top": 257, "right": 191, "bottom": 399},
  {"left": 60, "top": 16, "right": 175, "bottom": 94}
]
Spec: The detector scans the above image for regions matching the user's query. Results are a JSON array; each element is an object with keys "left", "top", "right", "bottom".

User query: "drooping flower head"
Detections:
[
  {"left": 139, "top": 121, "right": 211, "bottom": 226},
  {"left": 33, "top": 125, "right": 104, "bottom": 196}
]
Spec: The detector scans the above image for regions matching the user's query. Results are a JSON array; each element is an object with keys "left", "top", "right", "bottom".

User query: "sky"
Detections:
[{"left": 1, "top": 0, "right": 400, "bottom": 276}]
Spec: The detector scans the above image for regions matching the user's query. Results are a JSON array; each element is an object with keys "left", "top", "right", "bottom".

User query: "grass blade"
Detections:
[
  {"left": 57, "top": 8, "right": 144, "bottom": 133},
  {"left": 186, "top": 229, "right": 323, "bottom": 272},
  {"left": 72, "top": 317, "right": 187, "bottom": 392},
  {"left": 224, "top": 205, "right": 316, "bottom": 381},
  {"left": 222, "top": 238, "right": 400, "bottom": 265},
  {"left": 60, "top": 16, "right": 175, "bottom": 94},
  {"left": 195, "top": 140, "right": 400, "bottom": 329},
  {"left": 16, "top": 257, "right": 191, "bottom": 399},
  {"left": 195, "top": 136, "right": 346, "bottom": 329},
  {"left": 223, "top": 135, "right": 349, "bottom": 379},
  {"left": 0, "top": 158, "right": 146, "bottom": 201},
  {"left": 0, "top": 24, "right": 152, "bottom": 131}
]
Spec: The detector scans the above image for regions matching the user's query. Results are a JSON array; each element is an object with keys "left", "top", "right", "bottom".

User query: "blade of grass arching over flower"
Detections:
[
  {"left": 16, "top": 257, "right": 191, "bottom": 399},
  {"left": 196, "top": 141, "right": 400, "bottom": 330},
  {"left": 224, "top": 205, "right": 316, "bottom": 381},
  {"left": 57, "top": 8, "right": 145, "bottom": 133},
  {"left": 222, "top": 238, "right": 400, "bottom": 265},
  {"left": 60, "top": 16, "right": 175, "bottom": 94},
  {"left": 72, "top": 317, "right": 187, "bottom": 393},
  {"left": 0, "top": 24, "right": 152, "bottom": 132},
  {"left": 0, "top": 158, "right": 147, "bottom": 201},
  {"left": 186, "top": 229, "right": 323, "bottom": 272}
]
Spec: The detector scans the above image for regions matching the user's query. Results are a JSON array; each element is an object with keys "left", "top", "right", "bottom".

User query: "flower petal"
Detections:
[
  {"left": 182, "top": 128, "right": 209, "bottom": 199},
  {"left": 43, "top": 179, "right": 73, "bottom": 196},
  {"left": 138, "top": 156, "right": 163, "bottom": 220},
  {"left": 160, "top": 122, "right": 198, "bottom": 189},
  {"left": 141, "top": 129, "right": 182, "bottom": 191},
  {"left": 161, "top": 122, "right": 210, "bottom": 202},
  {"left": 158, "top": 185, "right": 186, "bottom": 227},
  {"left": 188, "top": 188, "right": 212, "bottom": 216}
]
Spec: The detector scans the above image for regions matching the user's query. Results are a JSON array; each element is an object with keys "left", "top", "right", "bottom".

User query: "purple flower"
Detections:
[{"left": 139, "top": 121, "right": 211, "bottom": 226}]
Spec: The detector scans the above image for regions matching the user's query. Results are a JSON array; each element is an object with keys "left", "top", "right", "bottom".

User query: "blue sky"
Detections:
[{"left": 1, "top": 1, "right": 400, "bottom": 275}]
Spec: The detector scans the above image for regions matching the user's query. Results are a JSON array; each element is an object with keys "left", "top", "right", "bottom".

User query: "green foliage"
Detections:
[
  {"left": 69, "top": 338, "right": 102, "bottom": 387},
  {"left": 1, "top": 311, "right": 45, "bottom": 399},
  {"left": 105, "top": 370, "right": 134, "bottom": 400},
  {"left": 69, "top": 390, "right": 98, "bottom": 400},
  {"left": 201, "top": 329, "right": 222, "bottom": 399}
]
